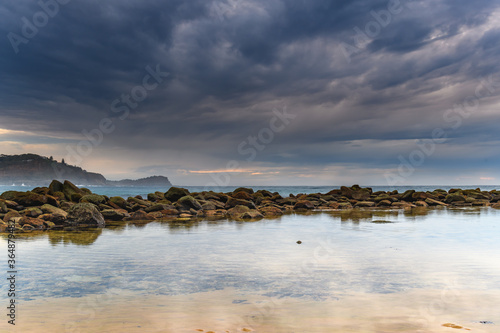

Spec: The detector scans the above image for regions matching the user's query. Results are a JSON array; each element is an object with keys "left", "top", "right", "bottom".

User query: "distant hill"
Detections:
[{"left": 0, "top": 153, "right": 172, "bottom": 187}]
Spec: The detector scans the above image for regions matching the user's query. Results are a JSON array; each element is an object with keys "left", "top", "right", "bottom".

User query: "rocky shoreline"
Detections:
[{"left": 1, "top": 181, "right": 500, "bottom": 233}]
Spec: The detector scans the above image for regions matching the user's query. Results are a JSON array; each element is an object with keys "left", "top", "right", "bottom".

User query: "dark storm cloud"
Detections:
[{"left": 1, "top": 0, "right": 500, "bottom": 184}]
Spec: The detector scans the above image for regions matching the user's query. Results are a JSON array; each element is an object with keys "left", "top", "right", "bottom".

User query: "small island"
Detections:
[{"left": 1, "top": 181, "right": 499, "bottom": 233}]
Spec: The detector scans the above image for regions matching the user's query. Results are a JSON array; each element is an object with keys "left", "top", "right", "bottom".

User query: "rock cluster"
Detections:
[{"left": 1, "top": 182, "right": 499, "bottom": 233}]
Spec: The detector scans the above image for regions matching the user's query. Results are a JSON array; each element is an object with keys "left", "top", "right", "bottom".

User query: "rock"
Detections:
[
  {"left": 21, "top": 207, "right": 43, "bottom": 217},
  {"left": 233, "top": 191, "right": 253, "bottom": 200},
  {"left": 101, "top": 209, "right": 130, "bottom": 221},
  {"left": 0, "top": 201, "right": 7, "bottom": 213},
  {"left": 129, "top": 210, "right": 154, "bottom": 221},
  {"left": 225, "top": 197, "right": 256, "bottom": 209},
  {"left": 18, "top": 217, "right": 46, "bottom": 229},
  {"left": 296, "top": 240, "right": 302, "bottom": 244},
  {"left": 62, "top": 180, "right": 85, "bottom": 201},
  {"left": 67, "top": 203, "right": 105, "bottom": 227},
  {"left": 0, "top": 191, "right": 48, "bottom": 207},
  {"left": 293, "top": 200, "right": 315, "bottom": 210},
  {"left": 402, "top": 190, "right": 416, "bottom": 202},
  {"left": 3, "top": 211, "right": 21, "bottom": 223},
  {"left": 201, "top": 202, "right": 217, "bottom": 211},
  {"left": 259, "top": 206, "right": 283, "bottom": 217},
  {"left": 41, "top": 204, "right": 68, "bottom": 217},
  {"left": 177, "top": 196, "right": 203, "bottom": 211},
  {"left": 160, "top": 209, "right": 180, "bottom": 216},
  {"left": 425, "top": 198, "right": 447, "bottom": 206},
  {"left": 127, "top": 197, "right": 151, "bottom": 207},
  {"left": 147, "top": 193, "right": 162, "bottom": 202},
  {"left": 327, "top": 202, "right": 340, "bottom": 209},
  {"left": 338, "top": 202, "right": 353, "bottom": 209},
  {"left": 233, "top": 187, "right": 254, "bottom": 195},
  {"left": 377, "top": 200, "right": 392, "bottom": 207},
  {"left": 39, "top": 213, "right": 67, "bottom": 225},
  {"left": 445, "top": 194, "right": 466, "bottom": 204},
  {"left": 48, "top": 180, "right": 64, "bottom": 195},
  {"left": 355, "top": 201, "right": 375, "bottom": 208},
  {"left": 108, "top": 196, "right": 128, "bottom": 209},
  {"left": 164, "top": 187, "right": 190, "bottom": 202},
  {"left": 352, "top": 190, "right": 371, "bottom": 201},
  {"left": 80, "top": 194, "right": 107, "bottom": 205},
  {"left": 145, "top": 203, "right": 169, "bottom": 213},
  {"left": 415, "top": 200, "right": 429, "bottom": 207},
  {"left": 227, "top": 205, "right": 250, "bottom": 219},
  {"left": 240, "top": 210, "right": 264, "bottom": 219},
  {"left": 491, "top": 203, "right": 500, "bottom": 209}
]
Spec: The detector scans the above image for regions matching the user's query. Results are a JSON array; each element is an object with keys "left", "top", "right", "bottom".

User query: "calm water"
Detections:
[{"left": 1, "top": 207, "right": 500, "bottom": 332}]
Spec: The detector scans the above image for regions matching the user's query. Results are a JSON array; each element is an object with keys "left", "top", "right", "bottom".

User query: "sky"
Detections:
[{"left": 1, "top": 0, "right": 500, "bottom": 186}]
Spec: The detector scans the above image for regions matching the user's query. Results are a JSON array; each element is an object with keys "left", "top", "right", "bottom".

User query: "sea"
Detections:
[{"left": 1, "top": 184, "right": 499, "bottom": 198}]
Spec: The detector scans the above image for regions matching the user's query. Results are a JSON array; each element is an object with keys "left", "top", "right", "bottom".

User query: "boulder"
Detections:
[
  {"left": 0, "top": 191, "right": 48, "bottom": 207},
  {"left": 233, "top": 187, "right": 254, "bottom": 195},
  {"left": 62, "top": 180, "right": 85, "bottom": 201},
  {"left": 425, "top": 198, "right": 447, "bottom": 206},
  {"left": 293, "top": 200, "right": 315, "bottom": 210},
  {"left": 259, "top": 206, "right": 283, "bottom": 217},
  {"left": 18, "top": 217, "right": 46, "bottom": 230},
  {"left": 355, "top": 201, "right": 375, "bottom": 208},
  {"left": 164, "top": 187, "right": 190, "bottom": 202},
  {"left": 80, "top": 194, "right": 107, "bottom": 206},
  {"left": 241, "top": 210, "right": 264, "bottom": 220},
  {"left": 177, "top": 196, "right": 203, "bottom": 211},
  {"left": 3, "top": 211, "right": 21, "bottom": 223},
  {"left": 129, "top": 210, "right": 155, "bottom": 221},
  {"left": 225, "top": 198, "right": 256, "bottom": 209},
  {"left": 101, "top": 209, "right": 130, "bottom": 221},
  {"left": 67, "top": 203, "right": 105, "bottom": 227},
  {"left": 226, "top": 205, "right": 250, "bottom": 219},
  {"left": 48, "top": 180, "right": 64, "bottom": 195},
  {"left": 109, "top": 196, "right": 128, "bottom": 209},
  {"left": 233, "top": 191, "right": 253, "bottom": 200},
  {"left": 41, "top": 204, "right": 68, "bottom": 217},
  {"left": 445, "top": 194, "right": 466, "bottom": 204},
  {"left": 21, "top": 207, "right": 43, "bottom": 217}
]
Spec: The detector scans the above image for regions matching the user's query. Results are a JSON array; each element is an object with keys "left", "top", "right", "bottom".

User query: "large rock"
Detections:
[
  {"left": 0, "top": 191, "right": 48, "bottom": 207},
  {"left": 293, "top": 200, "right": 315, "bottom": 210},
  {"left": 177, "top": 196, "right": 203, "bottom": 211},
  {"left": 67, "top": 203, "right": 105, "bottom": 227},
  {"left": 18, "top": 217, "right": 46, "bottom": 230},
  {"left": 129, "top": 210, "right": 155, "bottom": 221},
  {"left": 3, "top": 211, "right": 21, "bottom": 223},
  {"left": 164, "top": 187, "right": 190, "bottom": 202},
  {"left": 225, "top": 197, "right": 256, "bottom": 209},
  {"left": 62, "top": 180, "right": 85, "bottom": 202},
  {"left": 48, "top": 180, "right": 64, "bottom": 195},
  {"left": 108, "top": 196, "right": 128, "bottom": 209},
  {"left": 259, "top": 206, "right": 283, "bottom": 217},
  {"left": 101, "top": 209, "right": 130, "bottom": 221},
  {"left": 41, "top": 204, "right": 68, "bottom": 217},
  {"left": 80, "top": 194, "right": 107, "bottom": 206}
]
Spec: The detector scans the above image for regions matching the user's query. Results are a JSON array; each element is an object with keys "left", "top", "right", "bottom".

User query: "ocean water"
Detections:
[
  {"left": 1, "top": 208, "right": 500, "bottom": 332},
  {"left": 1, "top": 184, "right": 499, "bottom": 198}
]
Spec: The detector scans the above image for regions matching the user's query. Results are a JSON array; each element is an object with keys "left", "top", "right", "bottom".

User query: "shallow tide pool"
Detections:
[{"left": 2, "top": 207, "right": 500, "bottom": 332}]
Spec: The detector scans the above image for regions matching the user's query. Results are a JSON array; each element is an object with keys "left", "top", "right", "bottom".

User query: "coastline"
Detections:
[{"left": 1, "top": 180, "right": 500, "bottom": 233}]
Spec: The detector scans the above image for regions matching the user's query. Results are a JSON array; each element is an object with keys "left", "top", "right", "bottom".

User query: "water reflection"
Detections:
[{"left": 48, "top": 229, "right": 103, "bottom": 246}]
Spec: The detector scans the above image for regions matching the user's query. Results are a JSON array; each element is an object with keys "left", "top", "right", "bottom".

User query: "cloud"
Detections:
[{"left": 1, "top": 0, "right": 500, "bottom": 185}]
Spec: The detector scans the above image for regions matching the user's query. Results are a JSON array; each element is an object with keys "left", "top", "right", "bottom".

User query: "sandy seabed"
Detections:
[{"left": 3, "top": 288, "right": 500, "bottom": 333}]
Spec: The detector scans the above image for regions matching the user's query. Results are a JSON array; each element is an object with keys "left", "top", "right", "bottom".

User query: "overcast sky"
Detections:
[{"left": 1, "top": 0, "right": 500, "bottom": 186}]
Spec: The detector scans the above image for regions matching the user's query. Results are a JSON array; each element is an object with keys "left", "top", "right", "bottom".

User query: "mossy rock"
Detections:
[
  {"left": 80, "top": 194, "right": 107, "bottom": 205},
  {"left": 164, "top": 187, "right": 190, "bottom": 202},
  {"left": 177, "top": 196, "right": 203, "bottom": 211}
]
